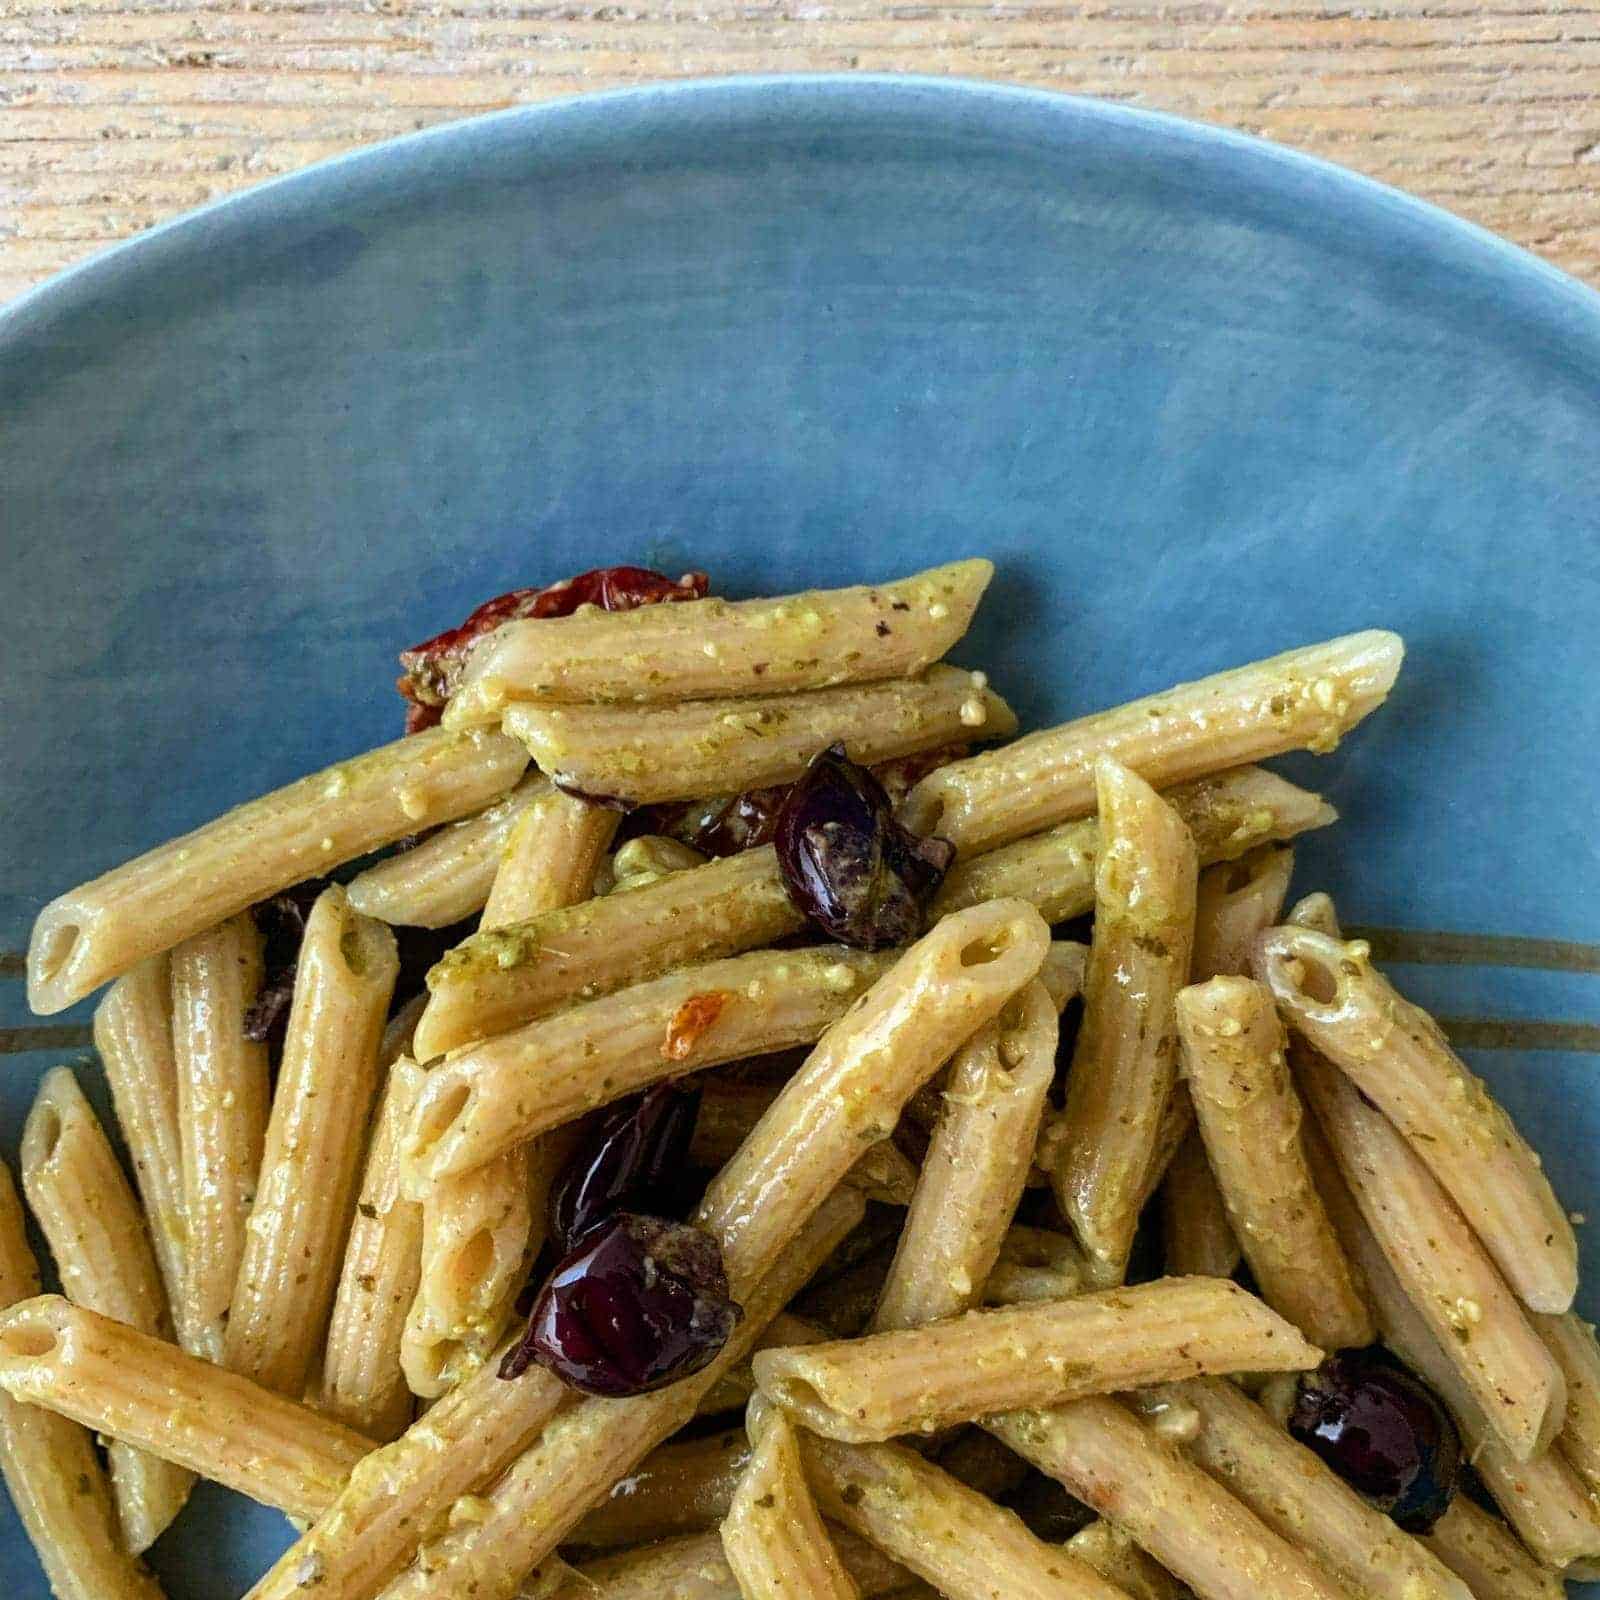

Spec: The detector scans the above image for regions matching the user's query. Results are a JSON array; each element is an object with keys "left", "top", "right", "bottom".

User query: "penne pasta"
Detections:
[
  {"left": 696, "top": 900, "right": 1051, "bottom": 1300},
  {"left": 479, "top": 785, "right": 621, "bottom": 931},
  {"left": 935, "top": 765, "right": 1333, "bottom": 923},
  {"left": 871, "top": 979, "right": 1058, "bottom": 1333},
  {"left": 344, "top": 772, "right": 549, "bottom": 928},
  {"left": 1135, "top": 1377, "right": 1468, "bottom": 1600},
  {"left": 1047, "top": 759, "right": 1197, "bottom": 1283},
  {"left": 755, "top": 1277, "right": 1319, "bottom": 1442},
  {"left": 21, "top": 1065, "right": 194, "bottom": 1553},
  {"left": 442, "top": 560, "right": 994, "bottom": 720},
  {"left": 170, "top": 911, "right": 271, "bottom": 1363},
  {"left": 228, "top": 886, "right": 400, "bottom": 1397},
  {"left": 92, "top": 959, "right": 205, "bottom": 1357},
  {"left": 1257, "top": 925, "right": 1576, "bottom": 1314},
  {"left": 1064, "top": 1522, "right": 1189, "bottom": 1600},
  {"left": 900, "top": 630, "right": 1402, "bottom": 854},
  {"left": 721, "top": 1398, "right": 861, "bottom": 1600},
  {"left": 1175, "top": 977, "right": 1372, "bottom": 1351},
  {"left": 982, "top": 1226, "right": 1091, "bottom": 1307},
  {"left": 369, "top": 1188, "right": 864, "bottom": 1600},
  {"left": 1161, "top": 1132, "right": 1240, "bottom": 1281},
  {"left": 1190, "top": 846, "right": 1294, "bottom": 983},
  {"left": 1423, "top": 1498, "right": 1565, "bottom": 1600},
  {"left": 0, "top": 1296, "right": 371, "bottom": 1522},
  {"left": 321, "top": 1047, "right": 426, "bottom": 1441},
  {"left": 501, "top": 665, "right": 1015, "bottom": 806},
  {"left": 697, "top": 1313, "right": 831, "bottom": 1419},
  {"left": 28, "top": 725, "right": 527, "bottom": 1013},
  {"left": 1286, "top": 892, "right": 1342, "bottom": 938},
  {"left": 0, "top": 1163, "right": 166, "bottom": 1600},
  {"left": 798, "top": 1427, "right": 1131, "bottom": 1600},
  {"left": 571, "top": 1426, "right": 748, "bottom": 1547},
  {"left": 404, "top": 946, "right": 893, "bottom": 1186},
  {"left": 1535, "top": 1312, "right": 1600, "bottom": 1497},
  {"left": 1297, "top": 1047, "right": 1564, "bottom": 1461},
  {"left": 986, "top": 1397, "right": 1354, "bottom": 1600},
  {"left": 606, "top": 832, "right": 708, "bottom": 892}
]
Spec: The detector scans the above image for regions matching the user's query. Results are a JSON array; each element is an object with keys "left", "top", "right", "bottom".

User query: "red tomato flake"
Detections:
[
  {"left": 397, "top": 566, "right": 709, "bottom": 731},
  {"left": 660, "top": 991, "right": 732, "bottom": 1062}
]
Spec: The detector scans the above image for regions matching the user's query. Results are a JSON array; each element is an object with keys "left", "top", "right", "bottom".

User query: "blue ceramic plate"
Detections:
[{"left": 2, "top": 74, "right": 1598, "bottom": 1598}]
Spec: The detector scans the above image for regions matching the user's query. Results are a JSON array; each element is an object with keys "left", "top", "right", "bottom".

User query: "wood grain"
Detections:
[{"left": 2, "top": 1, "right": 1598, "bottom": 305}]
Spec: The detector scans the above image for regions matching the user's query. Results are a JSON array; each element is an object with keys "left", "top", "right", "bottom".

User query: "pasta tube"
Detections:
[
  {"left": 371, "top": 1188, "right": 864, "bottom": 1600},
  {"left": 983, "top": 1226, "right": 1091, "bottom": 1307},
  {"left": 1297, "top": 1048, "right": 1564, "bottom": 1460},
  {"left": 1161, "top": 1133, "right": 1239, "bottom": 1280},
  {"left": 501, "top": 666, "right": 1014, "bottom": 806},
  {"left": 1137, "top": 1377, "right": 1468, "bottom": 1600},
  {"left": 28, "top": 725, "right": 526, "bottom": 1013},
  {"left": 696, "top": 900, "right": 1051, "bottom": 1299},
  {"left": 697, "top": 1313, "right": 831, "bottom": 1419},
  {"left": 1064, "top": 1522, "right": 1188, "bottom": 1600},
  {"left": 93, "top": 959, "right": 205, "bottom": 1357},
  {"left": 1190, "top": 846, "right": 1294, "bottom": 982},
  {"left": 170, "top": 911, "right": 270, "bottom": 1362},
  {"left": 0, "top": 1164, "right": 165, "bottom": 1600},
  {"left": 754, "top": 1277, "right": 1319, "bottom": 1442},
  {"left": 21, "top": 1066, "right": 194, "bottom": 1552},
  {"left": 1048, "top": 759, "right": 1197, "bottom": 1282},
  {"left": 443, "top": 560, "right": 993, "bottom": 719},
  {"left": 404, "top": 946, "right": 892, "bottom": 1186},
  {"left": 1535, "top": 1312, "right": 1600, "bottom": 1496},
  {"left": 871, "top": 979, "right": 1058, "bottom": 1332},
  {"left": 798, "top": 1428, "right": 1131, "bottom": 1600},
  {"left": 1286, "top": 891, "right": 1342, "bottom": 937},
  {"left": 721, "top": 1399, "right": 861, "bottom": 1600},
  {"left": 571, "top": 1426, "right": 748, "bottom": 1547},
  {"left": 1423, "top": 1498, "right": 1565, "bottom": 1600},
  {"left": 1257, "top": 925, "right": 1576, "bottom": 1314},
  {"left": 902, "top": 629, "right": 1401, "bottom": 853},
  {"left": 480, "top": 785, "right": 621, "bottom": 931},
  {"left": 1175, "top": 977, "right": 1372, "bottom": 1350},
  {"left": 228, "top": 886, "right": 400, "bottom": 1397},
  {"left": 0, "top": 1296, "right": 370, "bottom": 1522},
  {"left": 986, "top": 1398, "right": 1353, "bottom": 1600}
]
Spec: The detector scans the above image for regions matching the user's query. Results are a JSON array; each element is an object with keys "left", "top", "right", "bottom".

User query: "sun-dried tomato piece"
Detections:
[
  {"left": 397, "top": 566, "right": 709, "bottom": 730},
  {"left": 660, "top": 992, "right": 732, "bottom": 1062}
]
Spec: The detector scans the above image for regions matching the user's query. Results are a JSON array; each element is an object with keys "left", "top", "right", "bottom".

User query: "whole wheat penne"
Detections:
[
  {"left": 571, "top": 1426, "right": 748, "bottom": 1547},
  {"left": 798, "top": 1427, "right": 1132, "bottom": 1600},
  {"left": 697, "top": 900, "right": 1050, "bottom": 1300},
  {"left": 1535, "top": 1312, "right": 1600, "bottom": 1496},
  {"left": 502, "top": 666, "right": 1014, "bottom": 807},
  {"left": 1257, "top": 925, "right": 1576, "bottom": 1314},
  {"left": 0, "top": 1163, "right": 167, "bottom": 1600},
  {"left": 1161, "top": 1133, "right": 1240, "bottom": 1280},
  {"left": 560, "top": 1527, "right": 923, "bottom": 1600},
  {"left": 92, "top": 959, "right": 207, "bottom": 1357},
  {"left": 228, "top": 887, "right": 400, "bottom": 1397},
  {"left": 321, "top": 1052, "right": 426, "bottom": 1441},
  {"left": 1137, "top": 1377, "right": 1468, "bottom": 1600},
  {"left": 901, "top": 630, "right": 1401, "bottom": 854},
  {"left": 413, "top": 846, "right": 804, "bottom": 1059},
  {"left": 983, "top": 1226, "right": 1091, "bottom": 1307},
  {"left": 1175, "top": 978, "right": 1372, "bottom": 1350},
  {"left": 986, "top": 1398, "right": 1354, "bottom": 1600},
  {"left": 405, "top": 947, "right": 893, "bottom": 1187},
  {"left": 1190, "top": 847, "right": 1294, "bottom": 982},
  {"left": 443, "top": 561, "right": 993, "bottom": 720},
  {"left": 1064, "top": 1522, "right": 1188, "bottom": 1600},
  {"left": 698, "top": 1314, "right": 832, "bottom": 1418},
  {"left": 1048, "top": 760, "right": 1198, "bottom": 1282},
  {"left": 0, "top": 1297, "right": 370, "bottom": 1521},
  {"left": 721, "top": 1398, "right": 861, "bottom": 1600},
  {"left": 344, "top": 773, "right": 548, "bottom": 928},
  {"left": 755, "top": 1277, "right": 1319, "bottom": 1442},
  {"left": 1286, "top": 892, "right": 1342, "bottom": 938},
  {"left": 1297, "top": 1048, "right": 1564, "bottom": 1460},
  {"left": 370, "top": 1188, "right": 865, "bottom": 1600},
  {"left": 170, "top": 911, "right": 271, "bottom": 1362},
  {"left": 606, "top": 833, "right": 708, "bottom": 891},
  {"left": 28, "top": 726, "right": 527, "bottom": 1013},
  {"left": 1423, "top": 1498, "right": 1565, "bottom": 1600},
  {"left": 480, "top": 786, "right": 621, "bottom": 931},
  {"left": 935, "top": 766, "right": 1333, "bottom": 922},
  {"left": 21, "top": 1066, "right": 194, "bottom": 1552},
  {"left": 871, "top": 980, "right": 1058, "bottom": 1332}
]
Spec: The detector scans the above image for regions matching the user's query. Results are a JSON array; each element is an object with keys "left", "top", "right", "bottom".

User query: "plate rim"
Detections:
[{"left": 3, "top": 71, "right": 1599, "bottom": 352}]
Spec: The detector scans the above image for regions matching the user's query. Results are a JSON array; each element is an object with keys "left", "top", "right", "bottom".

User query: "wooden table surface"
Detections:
[{"left": 2, "top": 1, "right": 1598, "bottom": 306}]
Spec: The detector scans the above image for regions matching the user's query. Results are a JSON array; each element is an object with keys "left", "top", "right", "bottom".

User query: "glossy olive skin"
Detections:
[
  {"left": 1288, "top": 1347, "right": 1461, "bottom": 1533},
  {"left": 501, "top": 1213, "right": 741, "bottom": 1395},
  {"left": 549, "top": 1082, "right": 702, "bottom": 1251},
  {"left": 774, "top": 744, "right": 954, "bottom": 949}
]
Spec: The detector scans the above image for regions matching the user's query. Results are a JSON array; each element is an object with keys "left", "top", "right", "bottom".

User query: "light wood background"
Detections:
[{"left": 2, "top": 1, "right": 1598, "bottom": 306}]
